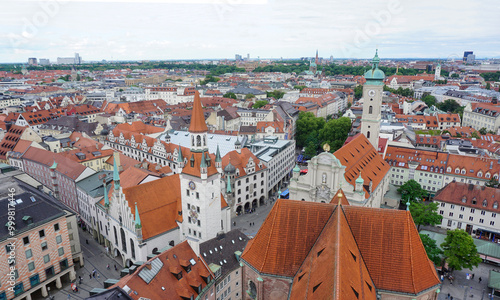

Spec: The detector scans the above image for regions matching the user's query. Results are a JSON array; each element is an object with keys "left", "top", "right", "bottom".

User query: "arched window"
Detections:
[
  {"left": 478, "top": 171, "right": 483, "bottom": 177},
  {"left": 483, "top": 200, "right": 488, "bottom": 207},
  {"left": 203, "top": 135, "right": 206, "bottom": 146},
  {"left": 367, "top": 131, "right": 371, "bottom": 138},
  {"left": 248, "top": 281, "right": 257, "bottom": 299},
  {"left": 130, "top": 239, "right": 135, "bottom": 259},
  {"left": 369, "top": 106, "right": 373, "bottom": 114},
  {"left": 462, "top": 197, "right": 466, "bottom": 203},
  {"left": 196, "top": 135, "right": 201, "bottom": 147},
  {"left": 191, "top": 136, "right": 194, "bottom": 147},
  {"left": 486, "top": 173, "right": 491, "bottom": 179},
  {"left": 113, "top": 226, "right": 118, "bottom": 246},
  {"left": 120, "top": 228, "right": 127, "bottom": 253}
]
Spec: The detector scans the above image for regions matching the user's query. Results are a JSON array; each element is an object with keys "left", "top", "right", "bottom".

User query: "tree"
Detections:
[
  {"left": 252, "top": 100, "right": 268, "bottom": 109},
  {"left": 485, "top": 178, "right": 499, "bottom": 188},
  {"left": 479, "top": 127, "right": 488, "bottom": 135},
  {"left": 422, "top": 95, "right": 437, "bottom": 107},
  {"left": 295, "top": 112, "right": 326, "bottom": 149},
  {"left": 486, "top": 82, "right": 491, "bottom": 90},
  {"left": 245, "top": 93, "right": 255, "bottom": 100},
  {"left": 420, "top": 234, "right": 443, "bottom": 266},
  {"left": 294, "top": 85, "right": 307, "bottom": 91},
  {"left": 451, "top": 73, "right": 460, "bottom": 78},
  {"left": 76, "top": 74, "right": 81, "bottom": 81},
  {"left": 266, "top": 90, "right": 285, "bottom": 99},
  {"left": 471, "top": 131, "right": 480, "bottom": 139},
  {"left": 223, "top": 92, "right": 237, "bottom": 99},
  {"left": 354, "top": 85, "right": 363, "bottom": 99},
  {"left": 441, "top": 229, "right": 482, "bottom": 272},
  {"left": 200, "top": 75, "right": 220, "bottom": 85},
  {"left": 318, "top": 117, "right": 352, "bottom": 152},
  {"left": 437, "top": 99, "right": 462, "bottom": 113},
  {"left": 397, "top": 180, "right": 428, "bottom": 203},
  {"left": 409, "top": 202, "right": 442, "bottom": 231}
]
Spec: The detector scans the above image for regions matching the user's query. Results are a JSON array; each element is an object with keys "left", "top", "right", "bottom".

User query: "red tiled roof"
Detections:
[
  {"left": 21, "top": 147, "right": 88, "bottom": 180},
  {"left": 434, "top": 182, "right": 500, "bottom": 212},
  {"left": 0, "top": 125, "right": 28, "bottom": 159},
  {"left": 189, "top": 91, "right": 208, "bottom": 133}
]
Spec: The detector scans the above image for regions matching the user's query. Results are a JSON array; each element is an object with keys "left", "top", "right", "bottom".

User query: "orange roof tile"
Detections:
[
  {"left": 434, "top": 182, "right": 500, "bottom": 212},
  {"left": 189, "top": 91, "right": 208, "bottom": 133},
  {"left": 329, "top": 189, "right": 350, "bottom": 206},
  {"left": 123, "top": 175, "right": 182, "bottom": 240}
]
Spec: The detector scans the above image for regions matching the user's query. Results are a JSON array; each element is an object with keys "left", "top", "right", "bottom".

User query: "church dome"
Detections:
[
  {"left": 364, "top": 49, "right": 385, "bottom": 81},
  {"left": 224, "top": 162, "right": 236, "bottom": 173},
  {"left": 293, "top": 165, "right": 300, "bottom": 173}
]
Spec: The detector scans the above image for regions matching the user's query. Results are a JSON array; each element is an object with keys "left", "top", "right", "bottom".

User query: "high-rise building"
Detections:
[
  {"left": 463, "top": 51, "right": 473, "bottom": 62},
  {"left": 39, "top": 59, "right": 50, "bottom": 66},
  {"left": 74, "top": 53, "right": 81, "bottom": 64},
  {"left": 28, "top": 58, "right": 37, "bottom": 66},
  {"left": 360, "top": 50, "right": 384, "bottom": 150},
  {"left": 235, "top": 54, "right": 242, "bottom": 61}
]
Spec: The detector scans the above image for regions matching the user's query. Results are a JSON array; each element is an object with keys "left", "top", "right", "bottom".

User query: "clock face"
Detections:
[
  {"left": 368, "top": 90, "right": 376, "bottom": 97},
  {"left": 189, "top": 181, "right": 196, "bottom": 190}
]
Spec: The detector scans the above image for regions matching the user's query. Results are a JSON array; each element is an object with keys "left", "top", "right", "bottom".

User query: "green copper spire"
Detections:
[
  {"left": 135, "top": 202, "right": 141, "bottom": 229},
  {"left": 177, "top": 145, "right": 183, "bottom": 162},
  {"left": 406, "top": 201, "right": 411, "bottom": 211},
  {"left": 200, "top": 151, "right": 207, "bottom": 168},
  {"left": 293, "top": 164, "right": 300, "bottom": 173},
  {"left": 226, "top": 174, "right": 232, "bottom": 193},
  {"left": 104, "top": 183, "right": 109, "bottom": 207},
  {"left": 215, "top": 144, "right": 222, "bottom": 163},
  {"left": 113, "top": 155, "right": 120, "bottom": 190}
]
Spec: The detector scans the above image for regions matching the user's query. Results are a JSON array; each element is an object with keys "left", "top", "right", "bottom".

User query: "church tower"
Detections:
[
  {"left": 434, "top": 63, "right": 441, "bottom": 81},
  {"left": 361, "top": 50, "right": 385, "bottom": 150},
  {"left": 180, "top": 91, "right": 228, "bottom": 242}
]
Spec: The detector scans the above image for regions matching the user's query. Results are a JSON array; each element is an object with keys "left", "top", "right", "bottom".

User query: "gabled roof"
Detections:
[
  {"left": 289, "top": 206, "right": 376, "bottom": 300},
  {"left": 122, "top": 175, "right": 182, "bottom": 240},
  {"left": 0, "top": 125, "right": 28, "bottom": 159},
  {"left": 21, "top": 147, "right": 88, "bottom": 180},
  {"left": 242, "top": 199, "right": 441, "bottom": 296},
  {"left": 334, "top": 134, "right": 390, "bottom": 198},
  {"left": 114, "top": 121, "right": 164, "bottom": 135},
  {"left": 221, "top": 148, "right": 266, "bottom": 178},
  {"left": 189, "top": 91, "right": 208, "bottom": 133},
  {"left": 114, "top": 241, "right": 213, "bottom": 300},
  {"left": 434, "top": 182, "right": 500, "bottom": 213},
  {"left": 329, "top": 189, "right": 350, "bottom": 206}
]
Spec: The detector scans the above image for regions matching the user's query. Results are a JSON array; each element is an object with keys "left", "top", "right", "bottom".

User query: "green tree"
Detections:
[
  {"left": 479, "top": 127, "right": 488, "bottom": 135},
  {"left": 420, "top": 234, "right": 443, "bottom": 266},
  {"left": 223, "top": 92, "right": 237, "bottom": 99},
  {"left": 486, "top": 82, "right": 491, "bottom": 90},
  {"left": 485, "top": 178, "right": 499, "bottom": 188},
  {"left": 451, "top": 73, "right": 460, "bottom": 78},
  {"left": 304, "top": 141, "right": 318, "bottom": 158},
  {"left": 437, "top": 99, "right": 462, "bottom": 113},
  {"left": 441, "top": 229, "right": 482, "bottom": 272},
  {"left": 409, "top": 202, "right": 442, "bottom": 231},
  {"left": 471, "top": 131, "right": 480, "bottom": 139},
  {"left": 318, "top": 117, "right": 352, "bottom": 152},
  {"left": 294, "top": 85, "right": 307, "bottom": 91},
  {"left": 200, "top": 75, "right": 220, "bottom": 85},
  {"left": 354, "top": 85, "right": 363, "bottom": 99},
  {"left": 76, "top": 74, "right": 81, "bottom": 81},
  {"left": 422, "top": 95, "right": 437, "bottom": 107},
  {"left": 266, "top": 90, "right": 285, "bottom": 99},
  {"left": 295, "top": 112, "right": 326, "bottom": 148},
  {"left": 397, "top": 180, "right": 428, "bottom": 203},
  {"left": 245, "top": 93, "right": 255, "bottom": 100},
  {"left": 252, "top": 100, "right": 268, "bottom": 109}
]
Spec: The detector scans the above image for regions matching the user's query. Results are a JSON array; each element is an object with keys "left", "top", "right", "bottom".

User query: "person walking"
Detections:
[
  {"left": 479, "top": 277, "right": 482, "bottom": 283},
  {"left": 114, "top": 264, "right": 117, "bottom": 271},
  {"left": 107, "top": 264, "right": 110, "bottom": 270},
  {"left": 472, "top": 273, "right": 475, "bottom": 279},
  {"left": 89, "top": 273, "right": 91, "bottom": 279}
]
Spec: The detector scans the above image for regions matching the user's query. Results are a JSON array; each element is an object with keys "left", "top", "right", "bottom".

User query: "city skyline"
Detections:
[{"left": 1, "top": 0, "right": 500, "bottom": 63}]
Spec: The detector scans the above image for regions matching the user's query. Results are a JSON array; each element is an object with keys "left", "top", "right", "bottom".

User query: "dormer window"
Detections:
[
  {"left": 478, "top": 172, "right": 483, "bottom": 177},
  {"left": 455, "top": 168, "right": 460, "bottom": 174},
  {"left": 462, "top": 197, "right": 467, "bottom": 203},
  {"left": 486, "top": 173, "right": 491, "bottom": 179},
  {"left": 461, "top": 169, "right": 466, "bottom": 175},
  {"left": 483, "top": 200, "right": 488, "bottom": 207},
  {"left": 494, "top": 202, "right": 498, "bottom": 209},
  {"left": 472, "top": 198, "right": 477, "bottom": 205}
]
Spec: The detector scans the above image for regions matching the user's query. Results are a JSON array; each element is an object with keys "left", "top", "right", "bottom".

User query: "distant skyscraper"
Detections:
[
  {"left": 39, "top": 59, "right": 50, "bottom": 66},
  {"left": 235, "top": 54, "right": 242, "bottom": 61},
  {"left": 247, "top": 53, "right": 250, "bottom": 60},
  {"left": 463, "top": 51, "right": 473, "bottom": 62},
  {"left": 28, "top": 58, "right": 37, "bottom": 66},
  {"left": 75, "top": 53, "right": 81, "bottom": 64}
]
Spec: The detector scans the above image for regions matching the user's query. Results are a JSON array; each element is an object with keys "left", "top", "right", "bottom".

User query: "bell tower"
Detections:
[
  {"left": 361, "top": 50, "right": 385, "bottom": 150},
  {"left": 189, "top": 91, "right": 208, "bottom": 153}
]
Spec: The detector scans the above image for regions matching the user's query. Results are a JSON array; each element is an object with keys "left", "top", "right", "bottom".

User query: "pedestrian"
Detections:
[
  {"left": 479, "top": 277, "right": 482, "bottom": 283},
  {"left": 472, "top": 273, "right": 475, "bottom": 279},
  {"left": 97, "top": 273, "right": 100, "bottom": 279},
  {"left": 114, "top": 264, "right": 117, "bottom": 271},
  {"left": 89, "top": 273, "right": 91, "bottom": 279},
  {"left": 447, "top": 293, "right": 450, "bottom": 299},
  {"left": 86, "top": 239, "right": 88, "bottom": 244},
  {"left": 451, "top": 297, "right": 453, "bottom": 300},
  {"left": 107, "top": 264, "right": 110, "bottom": 270}
]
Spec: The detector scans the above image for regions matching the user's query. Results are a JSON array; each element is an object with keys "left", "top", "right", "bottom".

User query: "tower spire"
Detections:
[
  {"left": 113, "top": 154, "right": 120, "bottom": 190},
  {"left": 135, "top": 202, "right": 141, "bottom": 229},
  {"left": 189, "top": 91, "right": 208, "bottom": 133}
]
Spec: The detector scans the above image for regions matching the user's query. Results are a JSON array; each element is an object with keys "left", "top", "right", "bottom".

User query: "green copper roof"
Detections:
[
  {"left": 215, "top": 144, "right": 222, "bottom": 163},
  {"left": 113, "top": 155, "right": 120, "bottom": 190},
  {"left": 135, "top": 202, "right": 141, "bottom": 229},
  {"left": 177, "top": 145, "right": 183, "bottom": 162},
  {"left": 293, "top": 164, "right": 300, "bottom": 173},
  {"left": 226, "top": 174, "right": 232, "bottom": 193},
  {"left": 104, "top": 184, "right": 109, "bottom": 207},
  {"left": 364, "top": 49, "right": 385, "bottom": 81},
  {"left": 355, "top": 173, "right": 364, "bottom": 184},
  {"left": 200, "top": 151, "right": 207, "bottom": 168},
  {"left": 49, "top": 161, "right": 58, "bottom": 170}
]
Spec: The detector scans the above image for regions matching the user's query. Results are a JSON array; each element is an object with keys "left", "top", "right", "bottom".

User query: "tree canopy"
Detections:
[
  {"left": 245, "top": 93, "right": 255, "bottom": 100},
  {"left": 252, "top": 100, "right": 268, "bottom": 109},
  {"left": 420, "top": 233, "right": 443, "bottom": 266},
  {"left": 409, "top": 202, "right": 443, "bottom": 231},
  {"left": 318, "top": 117, "right": 352, "bottom": 153},
  {"left": 294, "top": 85, "right": 307, "bottom": 91},
  {"left": 421, "top": 95, "right": 437, "bottom": 107},
  {"left": 266, "top": 90, "right": 285, "bottom": 99},
  {"left": 480, "top": 71, "right": 500, "bottom": 82},
  {"left": 199, "top": 75, "right": 220, "bottom": 85},
  {"left": 223, "top": 92, "right": 237, "bottom": 99},
  {"left": 295, "top": 112, "right": 326, "bottom": 149},
  {"left": 397, "top": 180, "right": 428, "bottom": 203},
  {"left": 441, "top": 229, "right": 482, "bottom": 272}
]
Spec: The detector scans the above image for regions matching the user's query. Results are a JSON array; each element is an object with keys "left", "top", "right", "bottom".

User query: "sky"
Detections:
[{"left": 1, "top": 0, "right": 500, "bottom": 63}]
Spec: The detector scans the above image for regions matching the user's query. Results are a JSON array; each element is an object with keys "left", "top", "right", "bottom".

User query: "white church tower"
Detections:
[
  {"left": 360, "top": 50, "right": 385, "bottom": 150},
  {"left": 434, "top": 63, "right": 442, "bottom": 81},
  {"left": 180, "top": 91, "right": 229, "bottom": 242}
]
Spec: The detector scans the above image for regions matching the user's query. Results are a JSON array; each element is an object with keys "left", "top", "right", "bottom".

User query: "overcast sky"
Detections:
[{"left": 1, "top": 0, "right": 499, "bottom": 63}]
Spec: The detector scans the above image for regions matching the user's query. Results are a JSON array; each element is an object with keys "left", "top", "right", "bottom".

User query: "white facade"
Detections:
[{"left": 360, "top": 81, "right": 383, "bottom": 150}]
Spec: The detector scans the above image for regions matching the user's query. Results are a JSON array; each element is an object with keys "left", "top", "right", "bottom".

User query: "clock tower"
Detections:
[
  {"left": 361, "top": 50, "right": 385, "bottom": 150},
  {"left": 180, "top": 91, "right": 230, "bottom": 242}
]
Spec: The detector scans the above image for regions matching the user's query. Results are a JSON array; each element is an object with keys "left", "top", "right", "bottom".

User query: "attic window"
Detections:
[
  {"left": 472, "top": 198, "right": 477, "bottom": 205},
  {"left": 483, "top": 200, "right": 488, "bottom": 207},
  {"left": 462, "top": 197, "right": 467, "bottom": 203},
  {"left": 350, "top": 250, "right": 357, "bottom": 262},
  {"left": 317, "top": 248, "right": 325, "bottom": 257},
  {"left": 312, "top": 282, "right": 322, "bottom": 293},
  {"left": 365, "top": 281, "right": 373, "bottom": 292},
  {"left": 298, "top": 273, "right": 305, "bottom": 282},
  {"left": 351, "top": 287, "right": 359, "bottom": 299}
]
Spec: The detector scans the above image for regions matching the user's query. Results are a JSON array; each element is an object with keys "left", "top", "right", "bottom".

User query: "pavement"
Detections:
[
  {"left": 438, "top": 262, "right": 500, "bottom": 300},
  {"left": 49, "top": 229, "right": 124, "bottom": 300},
  {"left": 232, "top": 199, "right": 275, "bottom": 238}
]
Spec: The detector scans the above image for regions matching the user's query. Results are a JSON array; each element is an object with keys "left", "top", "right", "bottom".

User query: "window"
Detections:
[
  {"left": 39, "top": 230, "right": 45, "bottom": 238},
  {"left": 69, "top": 233, "right": 73, "bottom": 241},
  {"left": 480, "top": 219, "right": 484, "bottom": 224},
  {"left": 490, "top": 221, "right": 495, "bottom": 226},
  {"left": 449, "top": 212, "right": 453, "bottom": 217},
  {"left": 56, "top": 235, "right": 62, "bottom": 244},
  {"left": 25, "top": 249, "right": 33, "bottom": 259},
  {"left": 447, "top": 220, "right": 452, "bottom": 227},
  {"left": 58, "top": 247, "right": 64, "bottom": 256},
  {"left": 450, "top": 204, "right": 455, "bottom": 209},
  {"left": 23, "top": 236, "right": 30, "bottom": 245},
  {"left": 54, "top": 223, "right": 60, "bottom": 231},
  {"left": 469, "top": 216, "right": 474, "bottom": 221},
  {"left": 481, "top": 211, "right": 486, "bottom": 216},
  {"left": 67, "top": 222, "right": 72, "bottom": 230},
  {"left": 43, "top": 254, "right": 50, "bottom": 263},
  {"left": 28, "top": 262, "right": 35, "bottom": 271},
  {"left": 471, "top": 208, "right": 475, "bottom": 213},
  {"left": 459, "top": 214, "right": 463, "bottom": 219}
]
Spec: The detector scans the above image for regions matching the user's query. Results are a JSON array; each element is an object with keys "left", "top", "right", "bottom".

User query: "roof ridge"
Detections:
[
  {"left": 406, "top": 210, "right": 417, "bottom": 294},
  {"left": 258, "top": 198, "right": 282, "bottom": 273}
]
